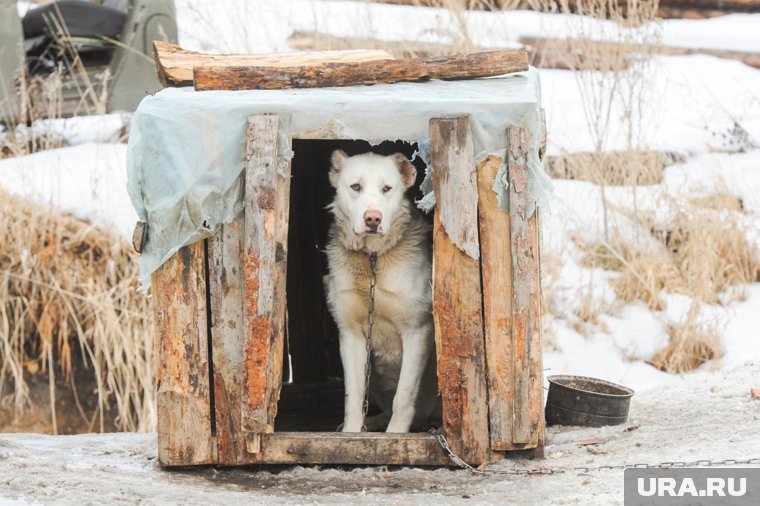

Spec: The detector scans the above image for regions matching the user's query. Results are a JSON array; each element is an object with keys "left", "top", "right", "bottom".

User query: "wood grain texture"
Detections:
[
  {"left": 530, "top": 209, "right": 546, "bottom": 456},
  {"left": 153, "top": 242, "right": 213, "bottom": 466},
  {"left": 252, "top": 432, "right": 449, "bottom": 465},
  {"left": 429, "top": 116, "right": 490, "bottom": 466},
  {"left": 507, "top": 127, "right": 541, "bottom": 445},
  {"left": 193, "top": 50, "right": 529, "bottom": 91},
  {"left": 428, "top": 118, "right": 481, "bottom": 260},
  {"left": 208, "top": 215, "right": 261, "bottom": 465},
  {"left": 241, "top": 115, "right": 291, "bottom": 447},
  {"left": 476, "top": 155, "right": 516, "bottom": 450},
  {"left": 153, "top": 41, "right": 393, "bottom": 87}
]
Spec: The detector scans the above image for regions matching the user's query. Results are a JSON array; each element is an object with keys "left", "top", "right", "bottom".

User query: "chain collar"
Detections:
[
  {"left": 361, "top": 252, "right": 378, "bottom": 432},
  {"left": 436, "top": 433, "right": 760, "bottom": 475}
]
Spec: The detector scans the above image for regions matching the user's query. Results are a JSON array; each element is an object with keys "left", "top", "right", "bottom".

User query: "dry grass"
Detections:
[
  {"left": 578, "top": 204, "right": 760, "bottom": 371},
  {"left": 589, "top": 208, "right": 760, "bottom": 307},
  {"left": 650, "top": 305, "right": 722, "bottom": 373},
  {"left": 545, "top": 150, "right": 680, "bottom": 185},
  {"left": 0, "top": 189, "right": 155, "bottom": 433},
  {"left": 690, "top": 192, "right": 744, "bottom": 213},
  {"left": 0, "top": 10, "right": 149, "bottom": 433}
]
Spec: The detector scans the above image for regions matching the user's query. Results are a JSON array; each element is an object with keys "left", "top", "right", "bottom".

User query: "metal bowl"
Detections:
[{"left": 545, "top": 375, "right": 634, "bottom": 427}]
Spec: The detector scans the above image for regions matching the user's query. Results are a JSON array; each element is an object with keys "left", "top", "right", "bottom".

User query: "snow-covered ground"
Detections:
[
  {"left": 1, "top": 361, "right": 758, "bottom": 505},
  {"left": 1, "top": 1, "right": 759, "bottom": 503}
]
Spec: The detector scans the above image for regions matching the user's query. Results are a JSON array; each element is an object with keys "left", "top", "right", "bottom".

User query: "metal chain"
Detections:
[
  {"left": 436, "top": 434, "right": 760, "bottom": 476},
  {"left": 361, "top": 252, "right": 379, "bottom": 432}
]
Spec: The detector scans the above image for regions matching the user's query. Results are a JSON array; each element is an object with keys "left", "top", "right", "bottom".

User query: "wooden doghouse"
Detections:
[{"left": 135, "top": 46, "right": 547, "bottom": 468}]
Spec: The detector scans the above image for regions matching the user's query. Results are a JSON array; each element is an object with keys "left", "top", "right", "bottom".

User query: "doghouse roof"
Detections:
[{"left": 127, "top": 68, "right": 551, "bottom": 288}]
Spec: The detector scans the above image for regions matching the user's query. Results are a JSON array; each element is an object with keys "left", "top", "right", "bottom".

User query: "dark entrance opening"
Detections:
[{"left": 274, "top": 138, "right": 428, "bottom": 432}]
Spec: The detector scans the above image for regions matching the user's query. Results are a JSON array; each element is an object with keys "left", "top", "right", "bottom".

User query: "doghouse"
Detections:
[{"left": 127, "top": 58, "right": 550, "bottom": 467}]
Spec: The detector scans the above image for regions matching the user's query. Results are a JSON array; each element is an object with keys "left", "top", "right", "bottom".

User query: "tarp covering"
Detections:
[{"left": 126, "top": 67, "right": 552, "bottom": 289}]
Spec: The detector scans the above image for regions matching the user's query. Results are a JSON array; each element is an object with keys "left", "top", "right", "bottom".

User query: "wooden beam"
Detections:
[
  {"left": 208, "top": 215, "right": 261, "bottom": 465},
  {"left": 153, "top": 242, "right": 214, "bottom": 466},
  {"left": 193, "top": 50, "right": 529, "bottom": 91},
  {"left": 254, "top": 432, "right": 449, "bottom": 465},
  {"left": 241, "top": 115, "right": 291, "bottom": 451},
  {"left": 153, "top": 41, "right": 394, "bottom": 88},
  {"left": 507, "top": 127, "right": 541, "bottom": 445},
  {"left": 476, "top": 155, "right": 517, "bottom": 450},
  {"left": 531, "top": 209, "right": 546, "bottom": 457},
  {"left": 429, "top": 116, "right": 490, "bottom": 465}
]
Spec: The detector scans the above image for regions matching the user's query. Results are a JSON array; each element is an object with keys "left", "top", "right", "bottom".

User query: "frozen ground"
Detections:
[{"left": 1, "top": 361, "right": 758, "bottom": 505}]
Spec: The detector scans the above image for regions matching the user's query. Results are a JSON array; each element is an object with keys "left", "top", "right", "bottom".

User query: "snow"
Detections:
[
  {"left": 540, "top": 55, "right": 760, "bottom": 155},
  {"left": 0, "top": 143, "right": 135, "bottom": 240},
  {"left": 1, "top": 361, "right": 758, "bottom": 505}
]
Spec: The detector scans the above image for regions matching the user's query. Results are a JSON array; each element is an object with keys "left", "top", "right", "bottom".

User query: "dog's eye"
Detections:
[
  {"left": 350, "top": 183, "right": 361, "bottom": 192},
  {"left": 382, "top": 185, "right": 392, "bottom": 193}
]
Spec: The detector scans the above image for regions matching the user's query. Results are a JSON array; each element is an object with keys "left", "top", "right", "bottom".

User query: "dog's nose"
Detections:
[{"left": 364, "top": 210, "right": 382, "bottom": 232}]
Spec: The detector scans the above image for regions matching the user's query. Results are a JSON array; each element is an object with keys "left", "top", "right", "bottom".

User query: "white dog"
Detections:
[{"left": 324, "top": 150, "right": 440, "bottom": 433}]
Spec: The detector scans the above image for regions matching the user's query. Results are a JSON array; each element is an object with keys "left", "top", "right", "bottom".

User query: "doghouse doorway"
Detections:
[{"left": 274, "top": 138, "right": 428, "bottom": 432}]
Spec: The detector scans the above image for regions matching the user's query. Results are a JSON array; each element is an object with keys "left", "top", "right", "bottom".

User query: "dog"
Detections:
[{"left": 324, "top": 150, "right": 440, "bottom": 433}]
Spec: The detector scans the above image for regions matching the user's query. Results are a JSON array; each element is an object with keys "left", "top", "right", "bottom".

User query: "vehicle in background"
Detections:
[{"left": 0, "top": 0, "right": 177, "bottom": 122}]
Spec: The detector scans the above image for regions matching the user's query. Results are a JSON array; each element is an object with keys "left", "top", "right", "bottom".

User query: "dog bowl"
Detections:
[{"left": 545, "top": 375, "right": 634, "bottom": 427}]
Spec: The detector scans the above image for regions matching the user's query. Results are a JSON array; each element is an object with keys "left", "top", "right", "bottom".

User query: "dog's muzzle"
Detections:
[{"left": 364, "top": 210, "right": 382, "bottom": 234}]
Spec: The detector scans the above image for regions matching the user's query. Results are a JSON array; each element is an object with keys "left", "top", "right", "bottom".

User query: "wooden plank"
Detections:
[
  {"left": 507, "top": 127, "right": 540, "bottom": 445},
  {"left": 153, "top": 41, "right": 394, "bottom": 87},
  {"left": 429, "top": 116, "right": 490, "bottom": 465},
  {"left": 208, "top": 215, "right": 258, "bottom": 465},
  {"left": 530, "top": 209, "right": 546, "bottom": 456},
  {"left": 476, "top": 155, "right": 516, "bottom": 450},
  {"left": 193, "top": 50, "right": 529, "bottom": 91},
  {"left": 241, "top": 115, "right": 290, "bottom": 451},
  {"left": 428, "top": 116, "right": 481, "bottom": 260},
  {"left": 256, "top": 432, "right": 449, "bottom": 465},
  {"left": 153, "top": 242, "right": 213, "bottom": 466}
]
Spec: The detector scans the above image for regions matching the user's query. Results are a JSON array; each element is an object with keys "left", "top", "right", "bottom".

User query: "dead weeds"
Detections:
[{"left": 0, "top": 189, "right": 154, "bottom": 433}]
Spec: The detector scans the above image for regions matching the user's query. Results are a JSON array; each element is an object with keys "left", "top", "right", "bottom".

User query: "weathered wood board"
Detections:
[
  {"left": 208, "top": 215, "right": 254, "bottom": 465},
  {"left": 476, "top": 155, "right": 517, "bottom": 450},
  {"left": 193, "top": 50, "right": 529, "bottom": 91},
  {"left": 253, "top": 432, "right": 449, "bottom": 465},
  {"left": 429, "top": 116, "right": 490, "bottom": 465},
  {"left": 507, "top": 127, "right": 542, "bottom": 446},
  {"left": 153, "top": 241, "right": 214, "bottom": 466},
  {"left": 153, "top": 41, "right": 393, "bottom": 87},
  {"left": 241, "top": 115, "right": 291, "bottom": 453}
]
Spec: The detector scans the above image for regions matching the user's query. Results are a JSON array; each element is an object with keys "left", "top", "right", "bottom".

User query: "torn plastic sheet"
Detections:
[{"left": 127, "top": 68, "right": 552, "bottom": 290}]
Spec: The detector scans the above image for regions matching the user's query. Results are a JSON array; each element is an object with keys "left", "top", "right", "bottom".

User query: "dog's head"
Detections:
[{"left": 329, "top": 150, "right": 416, "bottom": 237}]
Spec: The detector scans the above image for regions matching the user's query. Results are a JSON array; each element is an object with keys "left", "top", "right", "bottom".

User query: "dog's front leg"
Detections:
[
  {"left": 386, "top": 324, "right": 433, "bottom": 433},
  {"left": 339, "top": 329, "right": 369, "bottom": 432}
]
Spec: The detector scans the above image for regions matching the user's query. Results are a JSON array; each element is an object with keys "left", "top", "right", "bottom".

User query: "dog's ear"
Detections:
[
  {"left": 329, "top": 150, "right": 348, "bottom": 187},
  {"left": 392, "top": 153, "right": 416, "bottom": 188}
]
